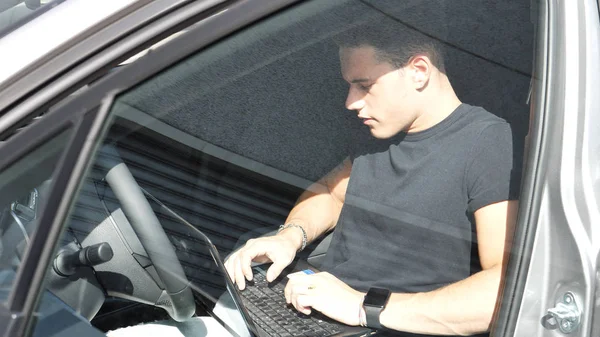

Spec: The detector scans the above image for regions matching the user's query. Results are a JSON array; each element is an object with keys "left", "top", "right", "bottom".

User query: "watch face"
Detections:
[{"left": 364, "top": 287, "right": 390, "bottom": 307}]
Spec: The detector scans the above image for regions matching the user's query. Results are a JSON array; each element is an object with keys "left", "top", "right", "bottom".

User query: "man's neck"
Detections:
[{"left": 407, "top": 77, "right": 462, "bottom": 133}]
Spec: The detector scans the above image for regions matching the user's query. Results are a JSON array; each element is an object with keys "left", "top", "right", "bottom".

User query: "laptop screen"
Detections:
[{"left": 144, "top": 189, "right": 257, "bottom": 337}]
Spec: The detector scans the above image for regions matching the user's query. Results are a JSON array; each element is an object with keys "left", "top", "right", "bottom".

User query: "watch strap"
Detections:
[{"left": 364, "top": 303, "right": 384, "bottom": 329}]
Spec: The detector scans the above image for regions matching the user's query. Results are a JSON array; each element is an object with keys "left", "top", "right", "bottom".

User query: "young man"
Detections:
[{"left": 225, "top": 22, "right": 521, "bottom": 336}]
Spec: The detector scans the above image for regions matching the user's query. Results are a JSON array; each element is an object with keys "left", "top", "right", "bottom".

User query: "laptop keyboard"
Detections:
[{"left": 240, "top": 272, "right": 344, "bottom": 337}]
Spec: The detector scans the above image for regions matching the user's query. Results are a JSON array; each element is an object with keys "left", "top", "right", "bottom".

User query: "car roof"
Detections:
[{"left": 0, "top": 0, "right": 137, "bottom": 85}]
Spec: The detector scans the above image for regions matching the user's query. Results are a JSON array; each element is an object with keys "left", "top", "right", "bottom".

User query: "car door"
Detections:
[
  {"left": 0, "top": 0, "right": 598, "bottom": 337},
  {"left": 498, "top": 0, "right": 600, "bottom": 336}
]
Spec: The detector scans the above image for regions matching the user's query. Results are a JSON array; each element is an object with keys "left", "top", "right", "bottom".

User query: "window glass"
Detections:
[
  {"left": 0, "top": 128, "right": 71, "bottom": 304},
  {"left": 39, "top": 0, "right": 534, "bottom": 336},
  {"left": 0, "top": 0, "right": 64, "bottom": 37}
]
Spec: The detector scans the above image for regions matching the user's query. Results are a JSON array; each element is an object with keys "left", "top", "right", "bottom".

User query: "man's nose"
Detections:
[{"left": 345, "top": 88, "right": 365, "bottom": 111}]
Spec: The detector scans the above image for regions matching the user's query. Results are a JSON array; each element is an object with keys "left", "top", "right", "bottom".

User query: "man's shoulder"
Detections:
[
  {"left": 456, "top": 105, "right": 517, "bottom": 165},
  {"left": 455, "top": 104, "right": 512, "bottom": 140},
  {"left": 461, "top": 104, "right": 509, "bottom": 128}
]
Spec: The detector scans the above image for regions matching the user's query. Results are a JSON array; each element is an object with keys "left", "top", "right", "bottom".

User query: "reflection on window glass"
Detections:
[
  {"left": 0, "top": 0, "right": 64, "bottom": 36},
  {"left": 41, "top": 0, "right": 533, "bottom": 336},
  {"left": 0, "top": 129, "right": 71, "bottom": 304}
]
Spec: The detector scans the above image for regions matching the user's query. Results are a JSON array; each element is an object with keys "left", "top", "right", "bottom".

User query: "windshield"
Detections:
[{"left": 0, "top": 0, "right": 65, "bottom": 38}]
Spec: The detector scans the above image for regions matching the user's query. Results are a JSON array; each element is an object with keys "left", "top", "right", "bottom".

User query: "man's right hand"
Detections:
[{"left": 224, "top": 231, "right": 301, "bottom": 290}]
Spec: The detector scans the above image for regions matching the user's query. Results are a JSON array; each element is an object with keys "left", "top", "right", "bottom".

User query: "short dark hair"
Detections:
[{"left": 334, "top": 20, "right": 445, "bottom": 73}]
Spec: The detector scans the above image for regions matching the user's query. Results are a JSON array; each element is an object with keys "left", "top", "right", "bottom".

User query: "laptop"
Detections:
[
  {"left": 145, "top": 190, "right": 376, "bottom": 337},
  {"left": 238, "top": 261, "right": 376, "bottom": 337}
]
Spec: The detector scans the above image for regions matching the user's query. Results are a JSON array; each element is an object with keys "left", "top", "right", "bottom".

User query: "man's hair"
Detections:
[{"left": 334, "top": 21, "right": 446, "bottom": 73}]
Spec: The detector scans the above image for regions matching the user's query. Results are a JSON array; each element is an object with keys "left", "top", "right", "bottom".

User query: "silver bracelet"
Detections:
[
  {"left": 359, "top": 298, "right": 367, "bottom": 327},
  {"left": 278, "top": 223, "right": 307, "bottom": 251}
]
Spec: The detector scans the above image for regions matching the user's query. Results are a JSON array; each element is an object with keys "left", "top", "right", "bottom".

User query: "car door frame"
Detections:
[
  {"left": 0, "top": 0, "right": 302, "bottom": 336},
  {"left": 496, "top": 0, "right": 600, "bottom": 336}
]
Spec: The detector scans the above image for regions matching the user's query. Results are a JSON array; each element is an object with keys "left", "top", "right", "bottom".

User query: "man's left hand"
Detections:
[{"left": 284, "top": 272, "right": 364, "bottom": 326}]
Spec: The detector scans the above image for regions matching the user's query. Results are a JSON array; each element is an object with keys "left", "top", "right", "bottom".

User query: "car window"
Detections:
[
  {"left": 0, "top": 0, "right": 64, "bottom": 37},
  {"left": 31, "top": 0, "right": 535, "bottom": 336},
  {"left": 0, "top": 128, "right": 72, "bottom": 303}
]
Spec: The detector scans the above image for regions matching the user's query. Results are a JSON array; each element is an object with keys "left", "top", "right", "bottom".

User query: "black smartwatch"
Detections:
[{"left": 363, "top": 287, "right": 391, "bottom": 329}]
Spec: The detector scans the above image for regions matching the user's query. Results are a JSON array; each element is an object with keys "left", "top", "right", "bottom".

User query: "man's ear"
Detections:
[{"left": 408, "top": 55, "right": 432, "bottom": 90}]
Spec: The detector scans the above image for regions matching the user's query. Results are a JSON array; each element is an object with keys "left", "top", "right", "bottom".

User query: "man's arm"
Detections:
[
  {"left": 377, "top": 200, "right": 518, "bottom": 335},
  {"left": 224, "top": 158, "right": 352, "bottom": 290},
  {"left": 285, "top": 200, "right": 518, "bottom": 334},
  {"left": 283, "top": 156, "right": 352, "bottom": 245}
]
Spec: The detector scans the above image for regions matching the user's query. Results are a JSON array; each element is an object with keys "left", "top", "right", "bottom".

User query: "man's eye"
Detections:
[{"left": 359, "top": 84, "right": 372, "bottom": 92}]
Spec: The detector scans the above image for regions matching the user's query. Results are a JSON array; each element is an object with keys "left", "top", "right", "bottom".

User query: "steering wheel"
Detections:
[{"left": 97, "top": 145, "right": 195, "bottom": 322}]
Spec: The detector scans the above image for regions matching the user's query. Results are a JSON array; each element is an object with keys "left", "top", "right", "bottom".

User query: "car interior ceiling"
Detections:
[{"left": 0, "top": 0, "right": 533, "bottom": 331}]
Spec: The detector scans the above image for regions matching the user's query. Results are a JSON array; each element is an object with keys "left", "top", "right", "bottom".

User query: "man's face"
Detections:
[{"left": 340, "top": 46, "right": 417, "bottom": 139}]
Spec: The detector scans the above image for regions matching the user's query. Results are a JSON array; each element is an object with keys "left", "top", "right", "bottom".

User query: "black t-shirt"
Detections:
[{"left": 321, "top": 103, "right": 522, "bottom": 296}]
